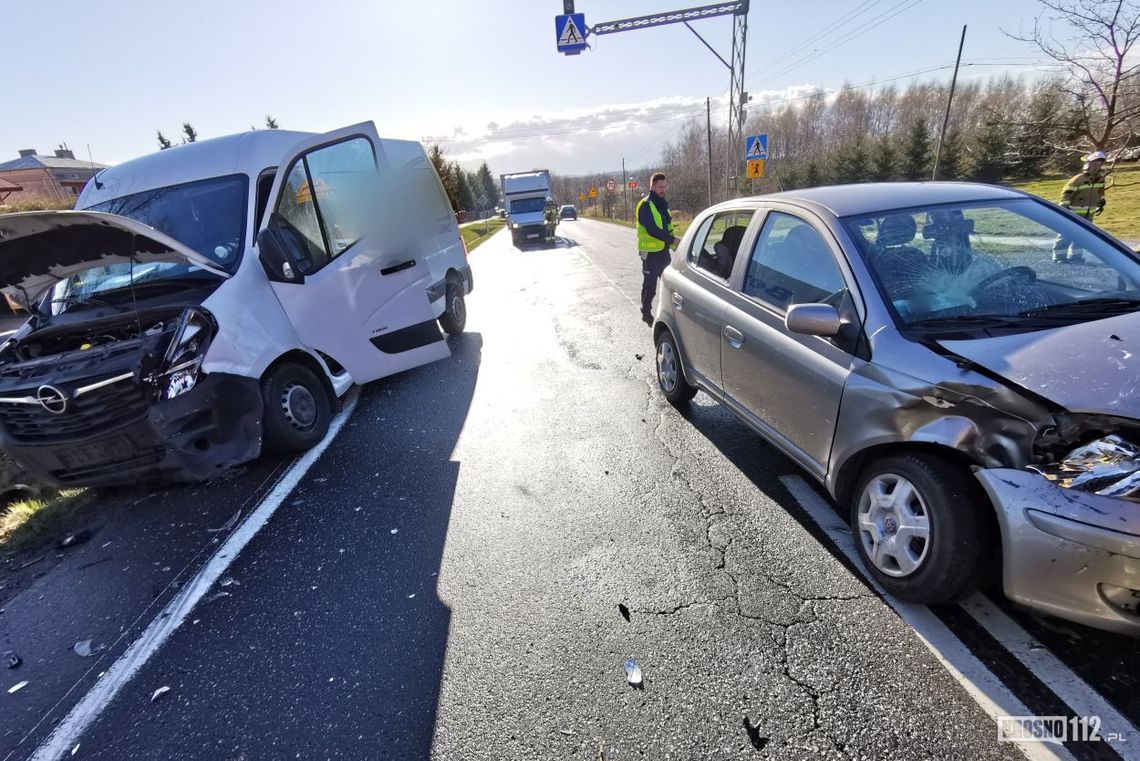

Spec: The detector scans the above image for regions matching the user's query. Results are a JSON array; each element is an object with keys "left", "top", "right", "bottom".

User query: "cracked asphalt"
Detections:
[{"left": 0, "top": 219, "right": 1054, "bottom": 759}]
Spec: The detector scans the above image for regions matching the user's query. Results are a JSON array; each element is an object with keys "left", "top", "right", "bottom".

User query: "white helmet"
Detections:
[{"left": 1083, "top": 150, "right": 1108, "bottom": 163}]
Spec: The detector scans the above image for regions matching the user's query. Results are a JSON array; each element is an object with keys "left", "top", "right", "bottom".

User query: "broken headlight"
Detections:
[
  {"left": 1030, "top": 434, "right": 1140, "bottom": 500},
  {"left": 161, "top": 308, "right": 216, "bottom": 400}
]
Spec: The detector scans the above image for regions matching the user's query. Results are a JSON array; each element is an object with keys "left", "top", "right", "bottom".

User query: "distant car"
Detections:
[
  {"left": 495, "top": 207, "right": 506, "bottom": 219},
  {"left": 653, "top": 181, "right": 1140, "bottom": 635},
  {"left": 559, "top": 204, "right": 578, "bottom": 220}
]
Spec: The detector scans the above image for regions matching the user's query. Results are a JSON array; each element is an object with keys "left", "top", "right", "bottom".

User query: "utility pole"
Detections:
[
  {"left": 706, "top": 97, "right": 713, "bottom": 206},
  {"left": 622, "top": 157, "right": 629, "bottom": 221},
  {"left": 932, "top": 25, "right": 967, "bottom": 181}
]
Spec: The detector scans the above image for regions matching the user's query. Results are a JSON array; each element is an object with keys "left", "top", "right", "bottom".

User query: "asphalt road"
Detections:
[{"left": 1, "top": 218, "right": 1137, "bottom": 760}]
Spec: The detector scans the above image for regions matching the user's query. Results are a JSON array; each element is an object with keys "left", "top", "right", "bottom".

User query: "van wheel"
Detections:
[
  {"left": 655, "top": 330, "right": 697, "bottom": 406},
  {"left": 261, "top": 363, "right": 332, "bottom": 453},
  {"left": 439, "top": 280, "right": 467, "bottom": 335},
  {"left": 850, "top": 453, "right": 989, "bottom": 604}
]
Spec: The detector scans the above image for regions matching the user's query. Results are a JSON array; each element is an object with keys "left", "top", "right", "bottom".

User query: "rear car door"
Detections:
[
  {"left": 666, "top": 208, "right": 758, "bottom": 392},
  {"left": 258, "top": 123, "right": 449, "bottom": 384},
  {"left": 720, "top": 209, "right": 859, "bottom": 477}
]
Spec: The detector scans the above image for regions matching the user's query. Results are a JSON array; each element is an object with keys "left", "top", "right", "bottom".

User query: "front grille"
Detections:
[
  {"left": 0, "top": 378, "right": 149, "bottom": 444},
  {"left": 50, "top": 443, "right": 166, "bottom": 485}
]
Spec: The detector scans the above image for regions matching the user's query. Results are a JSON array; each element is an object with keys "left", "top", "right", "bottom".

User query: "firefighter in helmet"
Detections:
[{"left": 1053, "top": 150, "right": 1108, "bottom": 264}]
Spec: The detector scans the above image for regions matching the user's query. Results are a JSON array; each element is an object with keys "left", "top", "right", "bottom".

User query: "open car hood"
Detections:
[
  {"left": 938, "top": 310, "right": 1140, "bottom": 418},
  {"left": 0, "top": 210, "right": 230, "bottom": 299}
]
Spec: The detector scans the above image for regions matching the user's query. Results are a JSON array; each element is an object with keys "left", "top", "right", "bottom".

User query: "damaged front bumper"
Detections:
[
  {"left": 1, "top": 372, "right": 262, "bottom": 488},
  {"left": 977, "top": 467, "right": 1140, "bottom": 635}
]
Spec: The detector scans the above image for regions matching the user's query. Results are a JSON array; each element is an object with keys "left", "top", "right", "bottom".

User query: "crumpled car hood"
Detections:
[
  {"left": 0, "top": 210, "right": 229, "bottom": 299},
  {"left": 939, "top": 311, "right": 1140, "bottom": 417}
]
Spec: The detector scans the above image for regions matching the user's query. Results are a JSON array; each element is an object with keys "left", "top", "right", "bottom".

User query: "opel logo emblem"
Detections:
[{"left": 36, "top": 385, "right": 69, "bottom": 415}]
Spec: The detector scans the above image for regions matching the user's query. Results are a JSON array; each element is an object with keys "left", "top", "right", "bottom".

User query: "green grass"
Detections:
[
  {"left": 1, "top": 489, "right": 90, "bottom": 556},
  {"left": 460, "top": 218, "right": 505, "bottom": 252},
  {"left": 1012, "top": 163, "right": 1140, "bottom": 241}
]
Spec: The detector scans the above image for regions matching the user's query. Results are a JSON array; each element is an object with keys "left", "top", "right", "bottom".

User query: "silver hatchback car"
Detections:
[{"left": 653, "top": 182, "right": 1140, "bottom": 635}]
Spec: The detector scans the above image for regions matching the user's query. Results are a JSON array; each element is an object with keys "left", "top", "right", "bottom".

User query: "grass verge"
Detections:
[
  {"left": 1, "top": 489, "right": 91, "bottom": 557},
  {"left": 580, "top": 208, "right": 692, "bottom": 240},
  {"left": 460, "top": 218, "right": 506, "bottom": 252}
]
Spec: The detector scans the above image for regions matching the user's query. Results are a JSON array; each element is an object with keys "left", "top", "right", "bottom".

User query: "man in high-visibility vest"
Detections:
[
  {"left": 636, "top": 172, "right": 677, "bottom": 325},
  {"left": 1053, "top": 150, "right": 1108, "bottom": 263}
]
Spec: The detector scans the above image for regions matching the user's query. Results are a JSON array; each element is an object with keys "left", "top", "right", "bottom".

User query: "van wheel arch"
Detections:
[{"left": 262, "top": 350, "right": 338, "bottom": 409}]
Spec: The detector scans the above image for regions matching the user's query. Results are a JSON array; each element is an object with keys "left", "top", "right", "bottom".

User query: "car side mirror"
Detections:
[
  {"left": 257, "top": 225, "right": 302, "bottom": 284},
  {"left": 785, "top": 303, "right": 842, "bottom": 337}
]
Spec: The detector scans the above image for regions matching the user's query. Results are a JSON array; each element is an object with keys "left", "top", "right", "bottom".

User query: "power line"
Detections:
[
  {"left": 745, "top": 0, "right": 885, "bottom": 77},
  {"left": 748, "top": 0, "right": 926, "bottom": 86}
]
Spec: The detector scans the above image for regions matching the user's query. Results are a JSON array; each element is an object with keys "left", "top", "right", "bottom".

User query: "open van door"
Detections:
[{"left": 255, "top": 122, "right": 449, "bottom": 384}]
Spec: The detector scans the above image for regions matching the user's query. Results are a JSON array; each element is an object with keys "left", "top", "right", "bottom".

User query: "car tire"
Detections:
[
  {"left": 851, "top": 453, "right": 989, "bottom": 604},
  {"left": 439, "top": 280, "right": 467, "bottom": 335},
  {"left": 655, "top": 329, "right": 697, "bottom": 406},
  {"left": 261, "top": 363, "right": 332, "bottom": 453}
]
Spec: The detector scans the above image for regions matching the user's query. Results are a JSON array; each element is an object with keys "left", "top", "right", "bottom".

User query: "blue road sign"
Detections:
[
  {"left": 745, "top": 134, "right": 769, "bottom": 160},
  {"left": 556, "top": 13, "right": 588, "bottom": 54}
]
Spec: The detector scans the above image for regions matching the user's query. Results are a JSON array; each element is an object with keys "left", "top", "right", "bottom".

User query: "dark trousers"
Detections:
[{"left": 640, "top": 250, "right": 670, "bottom": 316}]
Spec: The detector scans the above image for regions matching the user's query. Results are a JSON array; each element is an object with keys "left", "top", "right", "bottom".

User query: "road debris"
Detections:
[
  {"left": 623, "top": 658, "right": 643, "bottom": 688},
  {"left": 742, "top": 717, "right": 768, "bottom": 751},
  {"left": 8, "top": 680, "right": 28, "bottom": 694},
  {"left": 17, "top": 555, "right": 44, "bottom": 570},
  {"left": 390, "top": 528, "right": 398, "bottom": 535},
  {"left": 218, "top": 576, "right": 239, "bottom": 588},
  {"left": 150, "top": 685, "right": 171, "bottom": 703},
  {"left": 73, "top": 640, "right": 103, "bottom": 658},
  {"left": 57, "top": 530, "right": 91, "bottom": 549},
  {"left": 618, "top": 603, "right": 630, "bottom": 622},
  {"left": 407, "top": 593, "right": 416, "bottom": 599},
  {"left": 71, "top": 744, "right": 80, "bottom": 756},
  {"left": 207, "top": 510, "right": 241, "bottom": 533},
  {"left": 204, "top": 591, "right": 231, "bottom": 604},
  {"left": 5, "top": 652, "right": 21, "bottom": 669}
]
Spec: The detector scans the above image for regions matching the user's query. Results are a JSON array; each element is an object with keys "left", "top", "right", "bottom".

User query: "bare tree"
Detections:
[{"left": 1008, "top": 0, "right": 1140, "bottom": 150}]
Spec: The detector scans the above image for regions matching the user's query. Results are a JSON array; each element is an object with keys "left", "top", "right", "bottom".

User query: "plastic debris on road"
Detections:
[
  {"left": 73, "top": 640, "right": 102, "bottom": 658},
  {"left": 8, "top": 681, "right": 28, "bottom": 694},
  {"left": 70, "top": 744, "right": 80, "bottom": 756},
  {"left": 57, "top": 530, "right": 91, "bottom": 549},
  {"left": 5, "top": 652, "right": 21, "bottom": 669},
  {"left": 219, "top": 576, "right": 239, "bottom": 588},
  {"left": 204, "top": 591, "right": 231, "bottom": 604},
  {"left": 150, "top": 685, "right": 171, "bottom": 703},
  {"left": 390, "top": 528, "right": 398, "bottom": 534},
  {"left": 623, "top": 658, "right": 643, "bottom": 687},
  {"left": 207, "top": 510, "right": 241, "bottom": 533}
]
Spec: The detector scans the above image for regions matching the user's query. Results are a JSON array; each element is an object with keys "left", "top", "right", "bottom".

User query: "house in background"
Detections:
[{"left": 0, "top": 145, "right": 107, "bottom": 207}]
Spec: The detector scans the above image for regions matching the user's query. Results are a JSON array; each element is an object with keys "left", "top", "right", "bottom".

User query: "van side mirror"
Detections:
[
  {"left": 257, "top": 225, "right": 302, "bottom": 284},
  {"left": 785, "top": 303, "right": 842, "bottom": 337}
]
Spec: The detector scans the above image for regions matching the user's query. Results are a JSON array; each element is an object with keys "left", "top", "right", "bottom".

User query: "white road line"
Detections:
[
  {"left": 780, "top": 475, "right": 1075, "bottom": 761},
  {"left": 28, "top": 391, "right": 360, "bottom": 761},
  {"left": 961, "top": 594, "right": 1140, "bottom": 758}
]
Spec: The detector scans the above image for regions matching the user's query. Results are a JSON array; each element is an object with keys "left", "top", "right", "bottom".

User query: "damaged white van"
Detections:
[{"left": 0, "top": 123, "right": 473, "bottom": 486}]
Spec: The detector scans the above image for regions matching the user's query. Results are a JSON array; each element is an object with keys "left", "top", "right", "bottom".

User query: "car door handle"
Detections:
[
  {"left": 380, "top": 259, "right": 416, "bottom": 276},
  {"left": 724, "top": 325, "right": 744, "bottom": 347},
  {"left": 672, "top": 292, "right": 684, "bottom": 309}
]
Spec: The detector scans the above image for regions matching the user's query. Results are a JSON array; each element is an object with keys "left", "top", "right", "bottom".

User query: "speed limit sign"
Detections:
[{"left": 605, "top": 178, "right": 617, "bottom": 192}]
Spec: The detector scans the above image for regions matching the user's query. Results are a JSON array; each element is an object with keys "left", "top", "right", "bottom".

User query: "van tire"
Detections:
[
  {"left": 439, "top": 281, "right": 467, "bottom": 335},
  {"left": 261, "top": 363, "right": 332, "bottom": 453}
]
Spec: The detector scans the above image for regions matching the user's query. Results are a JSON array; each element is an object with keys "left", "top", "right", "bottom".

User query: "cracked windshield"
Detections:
[{"left": 6, "top": 0, "right": 1140, "bottom": 759}]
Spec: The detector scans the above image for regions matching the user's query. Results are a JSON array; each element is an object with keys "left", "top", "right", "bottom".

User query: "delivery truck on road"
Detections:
[{"left": 500, "top": 170, "right": 552, "bottom": 247}]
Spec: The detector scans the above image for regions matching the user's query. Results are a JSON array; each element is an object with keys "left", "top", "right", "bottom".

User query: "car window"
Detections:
[
  {"left": 688, "top": 210, "right": 755, "bottom": 280},
  {"left": 743, "top": 212, "right": 847, "bottom": 310},
  {"left": 271, "top": 137, "right": 377, "bottom": 275},
  {"left": 841, "top": 199, "right": 1140, "bottom": 328}
]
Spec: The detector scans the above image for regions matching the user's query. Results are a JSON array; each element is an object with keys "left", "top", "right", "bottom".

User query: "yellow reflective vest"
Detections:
[
  {"left": 636, "top": 194, "right": 674, "bottom": 253},
  {"left": 1060, "top": 170, "right": 1106, "bottom": 218}
]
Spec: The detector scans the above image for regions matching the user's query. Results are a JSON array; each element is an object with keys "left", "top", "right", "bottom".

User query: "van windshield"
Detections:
[
  {"left": 86, "top": 174, "right": 248, "bottom": 274},
  {"left": 510, "top": 197, "right": 547, "bottom": 215}
]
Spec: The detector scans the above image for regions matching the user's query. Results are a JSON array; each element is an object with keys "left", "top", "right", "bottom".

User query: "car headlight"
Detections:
[
  {"left": 511, "top": 222, "right": 519, "bottom": 229},
  {"left": 161, "top": 308, "right": 216, "bottom": 400}
]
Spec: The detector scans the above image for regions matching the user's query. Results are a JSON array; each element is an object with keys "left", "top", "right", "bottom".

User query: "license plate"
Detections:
[{"left": 526, "top": 233, "right": 540, "bottom": 239}]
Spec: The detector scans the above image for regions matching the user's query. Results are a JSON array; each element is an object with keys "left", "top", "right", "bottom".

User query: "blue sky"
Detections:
[{"left": 4, "top": 0, "right": 1053, "bottom": 174}]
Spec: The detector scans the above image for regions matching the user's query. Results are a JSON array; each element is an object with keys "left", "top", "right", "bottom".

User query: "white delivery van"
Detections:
[
  {"left": 0, "top": 122, "right": 473, "bottom": 487},
  {"left": 500, "top": 170, "right": 552, "bottom": 247}
]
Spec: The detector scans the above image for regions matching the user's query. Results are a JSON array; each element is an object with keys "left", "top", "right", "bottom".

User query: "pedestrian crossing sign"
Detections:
[
  {"left": 746, "top": 159, "right": 765, "bottom": 179},
  {"left": 745, "top": 134, "right": 768, "bottom": 160},
  {"left": 556, "top": 13, "right": 588, "bottom": 54}
]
